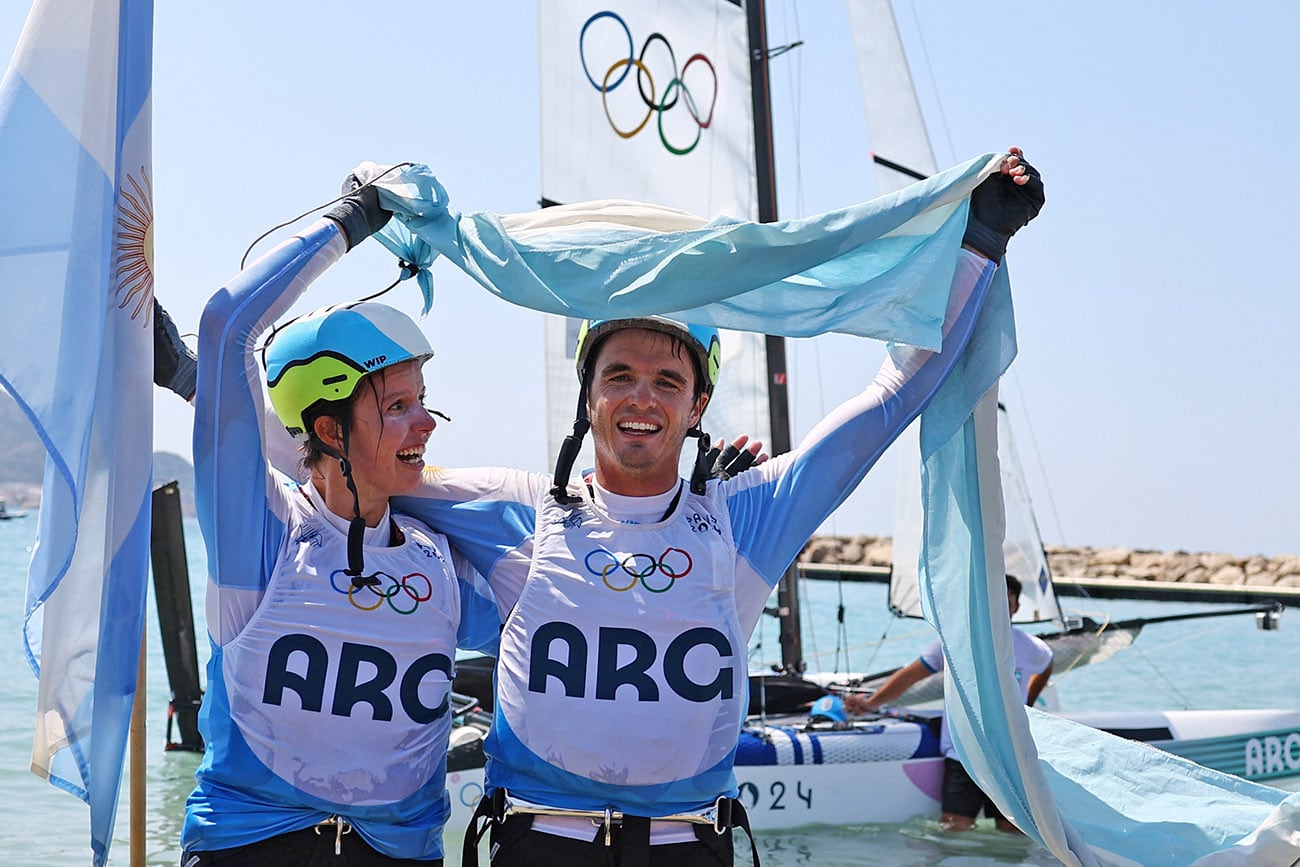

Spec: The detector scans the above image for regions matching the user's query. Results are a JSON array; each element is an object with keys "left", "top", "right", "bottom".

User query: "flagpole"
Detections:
[{"left": 130, "top": 631, "right": 146, "bottom": 866}]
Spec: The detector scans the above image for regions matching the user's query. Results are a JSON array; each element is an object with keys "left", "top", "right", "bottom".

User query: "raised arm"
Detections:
[
  {"left": 725, "top": 152, "right": 1044, "bottom": 585},
  {"left": 194, "top": 186, "right": 391, "bottom": 642}
]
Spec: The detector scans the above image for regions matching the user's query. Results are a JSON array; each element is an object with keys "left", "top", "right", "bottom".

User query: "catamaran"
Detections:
[
  {"left": 435, "top": 0, "right": 1300, "bottom": 838},
  {"left": 727, "top": 402, "right": 1297, "bottom": 829}
]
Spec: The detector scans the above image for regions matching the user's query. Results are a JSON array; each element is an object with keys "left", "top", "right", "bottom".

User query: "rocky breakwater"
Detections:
[{"left": 799, "top": 535, "right": 1300, "bottom": 592}]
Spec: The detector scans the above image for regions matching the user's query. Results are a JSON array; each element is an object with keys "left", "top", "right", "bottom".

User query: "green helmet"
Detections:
[
  {"left": 574, "top": 316, "right": 721, "bottom": 397},
  {"left": 264, "top": 302, "right": 433, "bottom": 440}
]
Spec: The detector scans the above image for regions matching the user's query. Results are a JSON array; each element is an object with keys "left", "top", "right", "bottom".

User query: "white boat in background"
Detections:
[
  {"left": 729, "top": 706, "right": 1300, "bottom": 830},
  {"left": 438, "top": 691, "right": 1300, "bottom": 832},
  {"left": 731, "top": 320, "right": 1299, "bottom": 830}
]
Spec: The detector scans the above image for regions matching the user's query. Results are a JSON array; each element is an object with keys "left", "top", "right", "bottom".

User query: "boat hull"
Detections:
[
  {"left": 1058, "top": 708, "right": 1300, "bottom": 784},
  {"left": 442, "top": 751, "right": 944, "bottom": 833},
  {"left": 441, "top": 707, "right": 1300, "bottom": 833},
  {"left": 733, "top": 718, "right": 943, "bottom": 828}
]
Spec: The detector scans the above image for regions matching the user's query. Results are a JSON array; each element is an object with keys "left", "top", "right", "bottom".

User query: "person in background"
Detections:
[{"left": 844, "top": 573, "right": 1054, "bottom": 832}]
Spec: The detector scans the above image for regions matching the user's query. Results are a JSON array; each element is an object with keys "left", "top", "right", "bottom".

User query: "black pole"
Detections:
[
  {"left": 871, "top": 153, "right": 929, "bottom": 181},
  {"left": 747, "top": 1, "right": 778, "bottom": 226},
  {"left": 1056, "top": 603, "right": 1286, "bottom": 636},
  {"left": 746, "top": 0, "right": 803, "bottom": 674},
  {"left": 150, "top": 480, "right": 204, "bottom": 752}
]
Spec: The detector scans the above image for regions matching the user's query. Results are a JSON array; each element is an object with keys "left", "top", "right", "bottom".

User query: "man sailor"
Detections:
[{"left": 391, "top": 150, "right": 1044, "bottom": 866}]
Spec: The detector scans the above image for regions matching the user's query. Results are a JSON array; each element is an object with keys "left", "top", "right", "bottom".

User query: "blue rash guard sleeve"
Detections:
[
  {"left": 395, "top": 466, "right": 547, "bottom": 615},
  {"left": 724, "top": 251, "right": 998, "bottom": 585},
  {"left": 194, "top": 219, "right": 347, "bottom": 643}
]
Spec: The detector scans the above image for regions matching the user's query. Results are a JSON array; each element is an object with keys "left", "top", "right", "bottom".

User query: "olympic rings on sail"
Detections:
[
  {"left": 585, "top": 546, "right": 694, "bottom": 593},
  {"left": 330, "top": 569, "right": 434, "bottom": 615},
  {"left": 578, "top": 11, "right": 718, "bottom": 155}
]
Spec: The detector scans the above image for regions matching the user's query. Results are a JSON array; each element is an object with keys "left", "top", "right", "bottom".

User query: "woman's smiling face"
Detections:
[{"left": 342, "top": 359, "right": 437, "bottom": 505}]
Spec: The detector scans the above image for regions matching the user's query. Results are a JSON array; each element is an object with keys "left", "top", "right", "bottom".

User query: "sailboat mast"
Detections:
[{"left": 746, "top": 0, "right": 803, "bottom": 674}]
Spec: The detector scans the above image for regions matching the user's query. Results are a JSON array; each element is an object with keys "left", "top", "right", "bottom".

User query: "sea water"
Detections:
[{"left": 1, "top": 516, "right": 1296, "bottom": 866}]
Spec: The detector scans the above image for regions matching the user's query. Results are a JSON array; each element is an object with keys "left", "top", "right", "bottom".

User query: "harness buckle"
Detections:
[
  {"left": 712, "top": 796, "right": 732, "bottom": 835},
  {"left": 313, "top": 816, "right": 353, "bottom": 855}
]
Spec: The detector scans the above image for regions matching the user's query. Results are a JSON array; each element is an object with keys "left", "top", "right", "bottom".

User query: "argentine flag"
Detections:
[
  {"left": 376, "top": 157, "right": 1300, "bottom": 863},
  {"left": 0, "top": 1, "right": 154, "bottom": 865}
]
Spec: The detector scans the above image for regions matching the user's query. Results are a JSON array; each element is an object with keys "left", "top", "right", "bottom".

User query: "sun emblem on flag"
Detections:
[{"left": 113, "top": 166, "right": 154, "bottom": 325}]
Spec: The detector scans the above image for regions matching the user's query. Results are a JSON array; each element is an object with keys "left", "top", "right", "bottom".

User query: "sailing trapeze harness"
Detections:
[{"left": 461, "top": 789, "right": 761, "bottom": 866}]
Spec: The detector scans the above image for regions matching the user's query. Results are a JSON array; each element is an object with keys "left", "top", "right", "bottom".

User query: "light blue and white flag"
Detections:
[
  {"left": 366, "top": 154, "right": 1000, "bottom": 346},
  {"left": 369, "top": 155, "right": 1299, "bottom": 863},
  {"left": 0, "top": 1, "right": 154, "bottom": 864},
  {"left": 913, "top": 263, "right": 1300, "bottom": 863}
]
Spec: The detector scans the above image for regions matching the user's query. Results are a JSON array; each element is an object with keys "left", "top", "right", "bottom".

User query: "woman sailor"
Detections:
[{"left": 180, "top": 185, "right": 498, "bottom": 865}]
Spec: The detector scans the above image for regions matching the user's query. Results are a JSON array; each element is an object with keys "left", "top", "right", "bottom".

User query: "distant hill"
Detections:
[{"left": 0, "top": 392, "right": 196, "bottom": 516}]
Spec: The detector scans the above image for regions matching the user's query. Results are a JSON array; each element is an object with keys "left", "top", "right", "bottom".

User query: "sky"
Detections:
[{"left": 2, "top": 1, "right": 1297, "bottom": 558}]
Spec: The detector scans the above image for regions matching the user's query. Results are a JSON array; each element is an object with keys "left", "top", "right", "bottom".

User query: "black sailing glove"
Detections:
[
  {"left": 325, "top": 182, "right": 391, "bottom": 251},
  {"left": 961, "top": 155, "right": 1045, "bottom": 262},
  {"left": 707, "top": 439, "right": 760, "bottom": 480},
  {"left": 153, "top": 299, "right": 197, "bottom": 401}
]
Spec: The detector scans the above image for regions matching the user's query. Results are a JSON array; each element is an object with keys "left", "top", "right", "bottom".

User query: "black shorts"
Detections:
[
  {"left": 488, "top": 814, "right": 734, "bottom": 867},
  {"left": 940, "top": 757, "right": 1006, "bottom": 822},
  {"left": 180, "top": 825, "right": 443, "bottom": 867}
]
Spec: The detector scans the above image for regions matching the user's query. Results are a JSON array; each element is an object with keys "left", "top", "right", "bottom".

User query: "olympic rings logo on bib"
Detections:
[
  {"left": 330, "top": 569, "right": 434, "bottom": 615},
  {"left": 578, "top": 11, "right": 717, "bottom": 155},
  {"left": 585, "top": 546, "right": 694, "bottom": 593}
]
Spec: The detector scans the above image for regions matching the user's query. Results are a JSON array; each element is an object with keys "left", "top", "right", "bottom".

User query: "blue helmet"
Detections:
[
  {"left": 574, "top": 316, "right": 721, "bottom": 397},
  {"left": 264, "top": 302, "right": 433, "bottom": 440}
]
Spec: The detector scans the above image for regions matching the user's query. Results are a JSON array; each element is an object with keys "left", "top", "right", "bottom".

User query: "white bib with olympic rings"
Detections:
[
  {"left": 487, "top": 483, "right": 746, "bottom": 813},
  {"left": 217, "top": 490, "right": 463, "bottom": 807}
]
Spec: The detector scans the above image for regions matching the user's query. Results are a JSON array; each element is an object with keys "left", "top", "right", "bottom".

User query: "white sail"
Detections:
[
  {"left": 538, "top": 0, "right": 772, "bottom": 472},
  {"left": 998, "top": 404, "right": 1062, "bottom": 621},
  {"left": 890, "top": 403, "right": 1063, "bottom": 624},
  {"left": 847, "top": 0, "right": 1061, "bottom": 624},
  {"left": 846, "top": 0, "right": 938, "bottom": 194},
  {"left": 540, "top": 0, "right": 756, "bottom": 216}
]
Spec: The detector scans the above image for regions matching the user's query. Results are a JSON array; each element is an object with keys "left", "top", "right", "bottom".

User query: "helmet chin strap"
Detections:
[
  {"left": 552, "top": 388, "right": 714, "bottom": 502},
  {"left": 688, "top": 429, "right": 712, "bottom": 495},
  {"left": 317, "top": 420, "right": 371, "bottom": 582},
  {"left": 550, "top": 389, "right": 590, "bottom": 506}
]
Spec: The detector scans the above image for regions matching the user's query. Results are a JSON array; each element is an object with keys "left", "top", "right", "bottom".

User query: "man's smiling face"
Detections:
[{"left": 587, "top": 327, "right": 708, "bottom": 497}]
